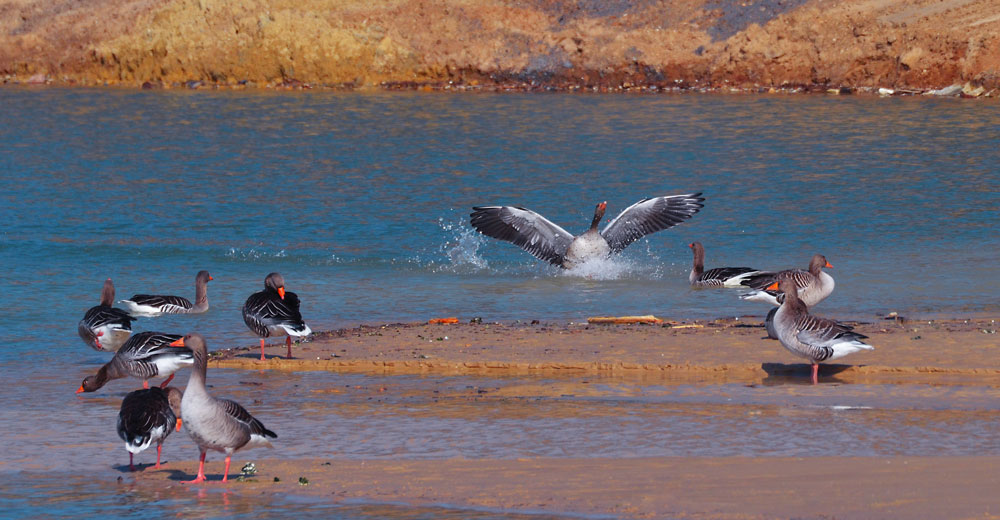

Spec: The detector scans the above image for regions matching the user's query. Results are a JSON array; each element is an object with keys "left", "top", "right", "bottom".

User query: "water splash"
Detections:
[
  {"left": 433, "top": 217, "right": 491, "bottom": 272},
  {"left": 224, "top": 247, "right": 288, "bottom": 261}
]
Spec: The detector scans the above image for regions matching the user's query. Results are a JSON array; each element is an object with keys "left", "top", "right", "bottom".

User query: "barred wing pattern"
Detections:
[
  {"left": 242, "top": 290, "right": 308, "bottom": 337},
  {"left": 601, "top": 193, "right": 705, "bottom": 253},
  {"left": 470, "top": 206, "right": 575, "bottom": 266},
  {"left": 126, "top": 294, "right": 193, "bottom": 314},
  {"left": 792, "top": 313, "right": 868, "bottom": 362},
  {"left": 117, "top": 388, "right": 176, "bottom": 451},
  {"left": 220, "top": 398, "right": 277, "bottom": 439}
]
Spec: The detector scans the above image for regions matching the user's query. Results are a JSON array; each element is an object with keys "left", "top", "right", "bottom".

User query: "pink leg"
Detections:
[
  {"left": 159, "top": 374, "right": 175, "bottom": 388},
  {"left": 260, "top": 338, "right": 266, "bottom": 361},
  {"left": 155, "top": 444, "right": 163, "bottom": 469},
  {"left": 129, "top": 452, "right": 136, "bottom": 472},
  {"left": 811, "top": 363, "right": 819, "bottom": 385},
  {"left": 184, "top": 451, "right": 207, "bottom": 483},
  {"left": 222, "top": 455, "right": 232, "bottom": 482},
  {"left": 286, "top": 336, "right": 293, "bottom": 359},
  {"left": 142, "top": 380, "right": 150, "bottom": 390}
]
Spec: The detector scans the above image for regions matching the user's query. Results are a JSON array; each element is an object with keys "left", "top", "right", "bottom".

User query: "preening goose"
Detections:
[
  {"left": 78, "top": 278, "right": 134, "bottom": 352},
  {"left": 471, "top": 193, "right": 705, "bottom": 269},
  {"left": 242, "top": 272, "right": 311, "bottom": 361}
]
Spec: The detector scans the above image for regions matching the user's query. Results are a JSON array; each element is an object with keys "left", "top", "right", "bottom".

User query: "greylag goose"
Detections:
[
  {"left": 738, "top": 254, "right": 835, "bottom": 307},
  {"left": 170, "top": 333, "right": 277, "bottom": 483},
  {"left": 470, "top": 193, "right": 705, "bottom": 269},
  {"left": 78, "top": 278, "right": 135, "bottom": 352},
  {"left": 119, "top": 271, "right": 213, "bottom": 317},
  {"left": 769, "top": 276, "right": 873, "bottom": 384},
  {"left": 76, "top": 332, "right": 191, "bottom": 393},
  {"left": 688, "top": 242, "right": 760, "bottom": 287},
  {"left": 242, "top": 272, "right": 311, "bottom": 360},
  {"left": 117, "top": 386, "right": 183, "bottom": 471}
]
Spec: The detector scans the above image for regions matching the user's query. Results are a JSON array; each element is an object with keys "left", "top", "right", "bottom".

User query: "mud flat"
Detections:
[
  {"left": 130, "top": 455, "right": 1000, "bottom": 519},
  {"left": 213, "top": 317, "right": 1000, "bottom": 385},
  {"left": 103, "top": 316, "right": 1000, "bottom": 518}
]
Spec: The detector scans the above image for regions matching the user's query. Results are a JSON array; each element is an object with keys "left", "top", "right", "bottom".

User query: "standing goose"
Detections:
[
  {"left": 76, "top": 332, "right": 191, "bottom": 393},
  {"left": 738, "top": 254, "right": 835, "bottom": 307},
  {"left": 688, "top": 242, "right": 761, "bottom": 287},
  {"left": 171, "top": 333, "right": 277, "bottom": 483},
  {"left": 471, "top": 193, "right": 705, "bottom": 269},
  {"left": 242, "top": 272, "right": 311, "bottom": 360},
  {"left": 769, "top": 276, "right": 873, "bottom": 384},
  {"left": 117, "top": 386, "right": 183, "bottom": 471},
  {"left": 78, "top": 278, "right": 135, "bottom": 352},
  {"left": 119, "top": 271, "right": 213, "bottom": 317}
]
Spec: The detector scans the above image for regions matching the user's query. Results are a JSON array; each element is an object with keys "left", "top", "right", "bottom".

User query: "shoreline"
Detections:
[
  {"left": 3, "top": 80, "right": 996, "bottom": 98},
  {"left": 58, "top": 316, "right": 1000, "bottom": 519},
  {"left": 209, "top": 317, "right": 1000, "bottom": 384}
]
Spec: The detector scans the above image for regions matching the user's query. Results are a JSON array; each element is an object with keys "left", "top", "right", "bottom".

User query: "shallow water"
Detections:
[{"left": 2, "top": 88, "right": 999, "bottom": 517}]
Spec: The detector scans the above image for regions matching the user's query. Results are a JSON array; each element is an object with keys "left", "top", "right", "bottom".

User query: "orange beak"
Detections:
[
  {"left": 208, "top": 275, "right": 214, "bottom": 281},
  {"left": 169, "top": 337, "right": 186, "bottom": 347},
  {"left": 688, "top": 243, "right": 694, "bottom": 248},
  {"left": 825, "top": 261, "right": 833, "bottom": 268},
  {"left": 278, "top": 287, "right": 286, "bottom": 300},
  {"left": 75, "top": 385, "right": 85, "bottom": 394},
  {"left": 175, "top": 418, "right": 183, "bottom": 432},
  {"left": 766, "top": 281, "right": 779, "bottom": 291}
]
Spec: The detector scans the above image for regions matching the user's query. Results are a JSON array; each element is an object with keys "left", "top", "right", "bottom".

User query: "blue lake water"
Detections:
[{"left": 1, "top": 88, "right": 999, "bottom": 518}]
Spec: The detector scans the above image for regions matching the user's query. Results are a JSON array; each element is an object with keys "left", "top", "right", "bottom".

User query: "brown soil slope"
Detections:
[{"left": 3, "top": 0, "right": 999, "bottom": 90}]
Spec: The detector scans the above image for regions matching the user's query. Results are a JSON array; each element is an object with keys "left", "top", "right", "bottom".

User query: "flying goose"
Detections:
[
  {"left": 171, "top": 333, "right": 277, "bottom": 483},
  {"left": 470, "top": 193, "right": 705, "bottom": 269},
  {"left": 242, "top": 272, "right": 311, "bottom": 360},
  {"left": 119, "top": 271, "right": 213, "bottom": 317}
]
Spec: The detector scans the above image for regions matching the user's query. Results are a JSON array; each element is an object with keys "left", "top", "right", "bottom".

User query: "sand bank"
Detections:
[
  {"left": 135, "top": 455, "right": 1000, "bottom": 519},
  {"left": 212, "top": 317, "right": 1000, "bottom": 385}
]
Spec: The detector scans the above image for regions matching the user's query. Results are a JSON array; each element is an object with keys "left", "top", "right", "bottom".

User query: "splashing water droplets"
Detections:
[{"left": 435, "top": 217, "right": 491, "bottom": 271}]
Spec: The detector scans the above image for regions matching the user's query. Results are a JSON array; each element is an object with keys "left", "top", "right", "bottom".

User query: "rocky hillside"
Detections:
[{"left": 2, "top": 0, "right": 999, "bottom": 91}]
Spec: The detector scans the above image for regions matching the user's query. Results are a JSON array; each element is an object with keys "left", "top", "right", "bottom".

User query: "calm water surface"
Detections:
[{"left": 1, "top": 88, "right": 998, "bottom": 518}]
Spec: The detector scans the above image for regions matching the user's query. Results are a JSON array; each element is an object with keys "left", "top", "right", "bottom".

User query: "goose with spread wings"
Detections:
[{"left": 470, "top": 193, "right": 705, "bottom": 269}]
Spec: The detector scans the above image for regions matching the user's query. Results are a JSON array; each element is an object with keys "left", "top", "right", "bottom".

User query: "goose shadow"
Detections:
[
  {"left": 113, "top": 461, "right": 174, "bottom": 473},
  {"left": 760, "top": 362, "right": 855, "bottom": 385}
]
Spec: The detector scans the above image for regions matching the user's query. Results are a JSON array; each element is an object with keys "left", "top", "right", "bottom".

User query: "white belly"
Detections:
[{"left": 563, "top": 233, "right": 610, "bottom": 269}]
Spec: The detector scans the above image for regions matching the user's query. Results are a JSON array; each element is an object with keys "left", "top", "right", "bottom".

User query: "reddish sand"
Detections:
[{"left": 123, "top": 316, "right": 1000, "bottom": 518}]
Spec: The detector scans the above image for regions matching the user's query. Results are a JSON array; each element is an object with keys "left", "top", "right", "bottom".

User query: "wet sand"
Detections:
[
  {"left": 213, "top": 317, "right": 1000, "bottom": 384},
  {"left": 120, "top": 315, "right": 1000, "bottom": 519},
  {"left": 135, "top": 455, "right": 1000, "bottom": 519}
]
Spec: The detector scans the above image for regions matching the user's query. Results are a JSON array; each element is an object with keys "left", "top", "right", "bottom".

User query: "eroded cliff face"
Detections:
[{"left": 2, "top": 0, "right": 999, "bottom": 90}]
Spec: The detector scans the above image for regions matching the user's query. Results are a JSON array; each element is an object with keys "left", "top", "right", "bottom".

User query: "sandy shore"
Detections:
[
  {"left": 124, "top": 316, "right": 998, "bottom": 519},
  {"left": 212, "top": 317, "right": 1000, "bottom": 385},
  {"left": 134, "top": 455, "right": 1000, "bottom": 519}
]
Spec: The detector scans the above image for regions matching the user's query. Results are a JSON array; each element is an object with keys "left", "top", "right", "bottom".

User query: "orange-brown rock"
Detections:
[{"left": 2, "top": 0, "right": 999, "bottom": 91}]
